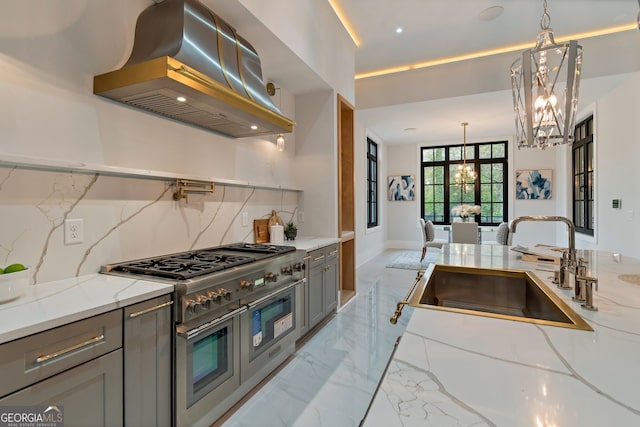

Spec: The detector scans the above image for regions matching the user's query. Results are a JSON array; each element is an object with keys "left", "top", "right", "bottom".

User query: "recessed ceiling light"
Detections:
[
  {"left": 396, "top": 27, "right": 403, "bottom": 34},
  {"left": 176, "top": 96, "right": 187, "bottom": 102},
  {"left": 478, "top": 6, "right": 504, "bottom": 22},
  {"left": 250, "top": 125, "right": 258, "bottom": 130}
]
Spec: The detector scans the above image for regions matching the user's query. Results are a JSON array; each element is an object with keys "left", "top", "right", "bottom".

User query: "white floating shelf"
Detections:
[{"left": 0, "top": 153, "right": 303, "bottom": 193}]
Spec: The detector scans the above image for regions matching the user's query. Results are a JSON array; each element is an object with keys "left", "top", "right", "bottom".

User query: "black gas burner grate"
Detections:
[
  {"left": 105, "top": 243, "right": 297, "bottom": 281},
  {"left": 222, "top": 243, "right": 296, "bottom": 255},
  {"left": 113, "top": 253, "right": 254, "bottom": 280}
]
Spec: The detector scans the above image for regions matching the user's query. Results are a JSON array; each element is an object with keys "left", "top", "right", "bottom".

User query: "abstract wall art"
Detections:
[
  {"left": 515, "top": 169, "right": 553, "bottom": 200},
  {"left": 388, "top": 175, "right": 415, "bottom": 201}
]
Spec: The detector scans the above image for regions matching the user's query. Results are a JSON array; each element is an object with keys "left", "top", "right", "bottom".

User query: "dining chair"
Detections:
[
  {"left": 483, "top": 221, "right": 510, "bottom": 245},
  {"left": 451, "top": 222, "right": 479, "bottom": 244},
  {"left": 419, "top": 218, "right": 447, "bottom": 261}
]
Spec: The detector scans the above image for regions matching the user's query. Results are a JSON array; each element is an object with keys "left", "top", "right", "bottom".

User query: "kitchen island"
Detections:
[{"left": 363, "top": 244, "right": 640, "bottom": 426}]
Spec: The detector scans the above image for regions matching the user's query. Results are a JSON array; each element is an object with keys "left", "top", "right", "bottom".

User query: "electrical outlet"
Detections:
[
  {"left": 241, "top": 212, "right": 248, "bottom": 227},
  {"left": 64, "top": 218, "right": 84, "bottom": 244}
]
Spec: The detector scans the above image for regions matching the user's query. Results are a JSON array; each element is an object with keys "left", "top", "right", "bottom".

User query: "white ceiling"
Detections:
[
  {"left": 338, "top": 0, "right": 640, "bottom": 144},
  {"left": 208, "top": 0, "right": 640, "bottom": 145}
]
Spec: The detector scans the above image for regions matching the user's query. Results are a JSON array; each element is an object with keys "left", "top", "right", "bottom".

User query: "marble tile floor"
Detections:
[{"left": 217, "top": 249, "right": 421, "bottom": 427}]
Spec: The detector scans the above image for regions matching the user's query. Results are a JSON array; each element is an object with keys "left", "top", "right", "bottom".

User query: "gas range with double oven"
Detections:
[{"left": 103, "top": 243, "right": 306, "bottom": 426}]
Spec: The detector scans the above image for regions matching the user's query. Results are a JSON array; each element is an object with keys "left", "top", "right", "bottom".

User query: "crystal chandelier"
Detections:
[
  {"left": 455, "top": 122, "right": 476, "bottom": 189},
  {"left": 511, "top": 0, "right": 582, "bottom": 149}
]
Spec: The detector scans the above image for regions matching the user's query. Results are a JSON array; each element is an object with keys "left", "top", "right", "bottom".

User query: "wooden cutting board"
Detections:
[{"left": 253, "top": 219, "right": 270, "bottom": 243}]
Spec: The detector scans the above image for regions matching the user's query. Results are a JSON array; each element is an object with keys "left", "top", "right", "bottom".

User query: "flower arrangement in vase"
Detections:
[{"left": 452, "top": 204, "right": 481, "bottom": 222}]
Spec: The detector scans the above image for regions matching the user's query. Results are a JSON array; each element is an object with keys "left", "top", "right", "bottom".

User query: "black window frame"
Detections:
[
  {"left": 572, "top": 115, "right": 594, "bottom": 236},
  {"left": 420, "top": 141, "right": 508, "bottom": 226},
  {"left": 366, "top": 137, "right": 379, "bottom": 228}
]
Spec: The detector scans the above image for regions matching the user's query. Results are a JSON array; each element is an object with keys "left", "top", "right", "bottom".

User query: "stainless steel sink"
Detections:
[{"left": 408, "top": 265, "right": 593, "bottom": 331}]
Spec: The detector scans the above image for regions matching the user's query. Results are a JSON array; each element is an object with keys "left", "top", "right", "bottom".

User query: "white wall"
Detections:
[
  {"left": 0, "top": 1, "right": 355, "bottom": 283},
  {"left": 353, "top": 124, "right": 386, "bottom": 266},
  {"left": 354, "top": 72, "right": 640, "bottom": 260},
  {"left": 385, "top": 144, "right": 421, "bottom": 249},
  {"left": 0, "top": 0, "right": 297, "bottom": 187},
  {"left": 294, "top": 90, "right": 338, "bottom": 238},
  {"left": 235, "top": 0, "right": 356, "bottom": 103},
  {"left": 584, "top": 73, "right": 640, "bottom": 257},
  {"left": 509, "top": 138, "right": 565, "bottom": 247}
]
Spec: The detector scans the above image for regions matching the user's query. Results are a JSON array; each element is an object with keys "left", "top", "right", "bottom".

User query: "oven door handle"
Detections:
[
  {"left": 247, "top": 278, "right": 306, "bottom": 309},
  {"left": 178, "top": 306, "right": 248, "bottom": 340}
]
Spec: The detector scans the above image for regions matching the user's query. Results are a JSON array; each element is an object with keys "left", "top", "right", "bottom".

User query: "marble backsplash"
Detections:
[{"left": 0, "top": 166, "right": 299, "bottom": 285}]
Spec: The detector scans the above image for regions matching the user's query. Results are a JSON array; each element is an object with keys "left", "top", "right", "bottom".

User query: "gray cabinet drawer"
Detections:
[
  {"left": 0, "top": 310, "right": 122, "bottom": 398},
  {"left": 309, "top": 248, "right": 326, "bottom": 269},
  {"left": 324, "top": 244, "right": 339, "bottom": 261},
  {"left": 309, "top": 244, "right": 338, "bottom": 269}
]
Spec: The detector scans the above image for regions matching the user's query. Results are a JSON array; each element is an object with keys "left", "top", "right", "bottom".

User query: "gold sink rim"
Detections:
[{"left": 408, "top": 264, "right": 593, "bottom": 331}]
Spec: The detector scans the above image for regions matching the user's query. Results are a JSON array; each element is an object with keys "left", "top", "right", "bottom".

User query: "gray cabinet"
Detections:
[
  {"left": 123, "top": 294, "right": 173, "bottom": 427},
  {"left": 0, "top": 310, "right": 123, "bottom": 426},
  {"left": 307, "top": 244, "right": 339, "bottom": 331}
]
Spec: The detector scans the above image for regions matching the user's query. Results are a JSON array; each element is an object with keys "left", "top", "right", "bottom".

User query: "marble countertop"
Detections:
[
  {"left": 364, "top": 244, "right": 640, "bottom": 426},
  {"left": 286, "top": 236, "right": 340, "bottom": 252},
  {"left": 0, "top": 274, "right": 174, "bottom": 345}
]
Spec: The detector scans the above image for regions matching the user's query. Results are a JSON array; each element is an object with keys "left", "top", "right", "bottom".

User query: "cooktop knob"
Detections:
[
  {"left": 240, "top": 280, "right": 253, "bottom": 290},
  {"left": 209, "top": 292, "right": 222, "bottom": 304},
  {"left": 219, "top": 288, "right": 232, "bottom": 300},
  {"left": 200, "top": 296, "right": 212, "bottom": 309},
  {"left": 187, "top": 300, "right": 200, "bottom": 314},
  {"left": 281, "top": 265, "right": 293, "bottom": 275},
  {"left": 265, "top": 272, "right": 277, "bottom": 283}
]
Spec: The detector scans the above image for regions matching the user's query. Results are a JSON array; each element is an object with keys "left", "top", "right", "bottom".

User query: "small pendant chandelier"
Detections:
[
  {"left": 455, "top": 122, "right": 476, "bottom": 189},
  {"left": 511, "top": 0, "right": 582, "bottom": 149}
]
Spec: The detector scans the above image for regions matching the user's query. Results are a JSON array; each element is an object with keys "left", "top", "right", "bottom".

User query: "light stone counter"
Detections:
[
  {"left": 0, "top": 274, "right": 174, "bottom": 344},
  {"left": 364, "top": 244, "right": 640, "bottom": 426},
  {"left": 284, "top": 236, "right": 340, "bottom": 252}
]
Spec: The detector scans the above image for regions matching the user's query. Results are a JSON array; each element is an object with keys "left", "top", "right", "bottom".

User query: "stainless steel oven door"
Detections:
[
  {"left": 175, "top": 306, "right": 245, "bottom": 427},
  {"left": 240, "top": 279, "right": 304, "bottom": 384}
]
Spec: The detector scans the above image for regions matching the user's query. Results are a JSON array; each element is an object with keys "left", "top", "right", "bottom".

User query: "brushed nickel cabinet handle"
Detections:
[
  {"left": 36, "top": 335, "right": 105, "bottom": 364},
  {"left": 313, "top": 255, "right": 325, "bottom": 262},
  {"left": 128, "top": 300, "right": 173, "bottom": 319}
]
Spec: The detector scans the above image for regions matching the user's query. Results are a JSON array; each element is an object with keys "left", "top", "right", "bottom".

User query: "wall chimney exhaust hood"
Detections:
[{"left": 93, "top": 0, "right": 294, "bottom": 138}]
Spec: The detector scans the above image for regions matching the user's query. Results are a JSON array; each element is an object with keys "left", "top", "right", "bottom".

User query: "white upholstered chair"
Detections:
[
  {"left": 419, "top": 218, "right": 447, "bottom": 261},
  {"left": 483, "top": 221, "right": 511, "bottom": 245},
  {"left": 451, "top": 222, "right": 479, "bottom": 244}
]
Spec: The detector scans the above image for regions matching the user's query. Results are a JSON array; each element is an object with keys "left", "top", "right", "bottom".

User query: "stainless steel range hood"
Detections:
[{"left": 94, "top": 0, "right": 294, "bottom": 138}]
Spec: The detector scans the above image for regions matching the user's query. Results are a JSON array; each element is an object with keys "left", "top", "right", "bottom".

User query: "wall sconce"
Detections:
[
  {"left": 276, "top": 134, "right": 285, "bottom": 151},
  {"left": 267, "top": 82, "right": 286, "bottom": 152}
]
